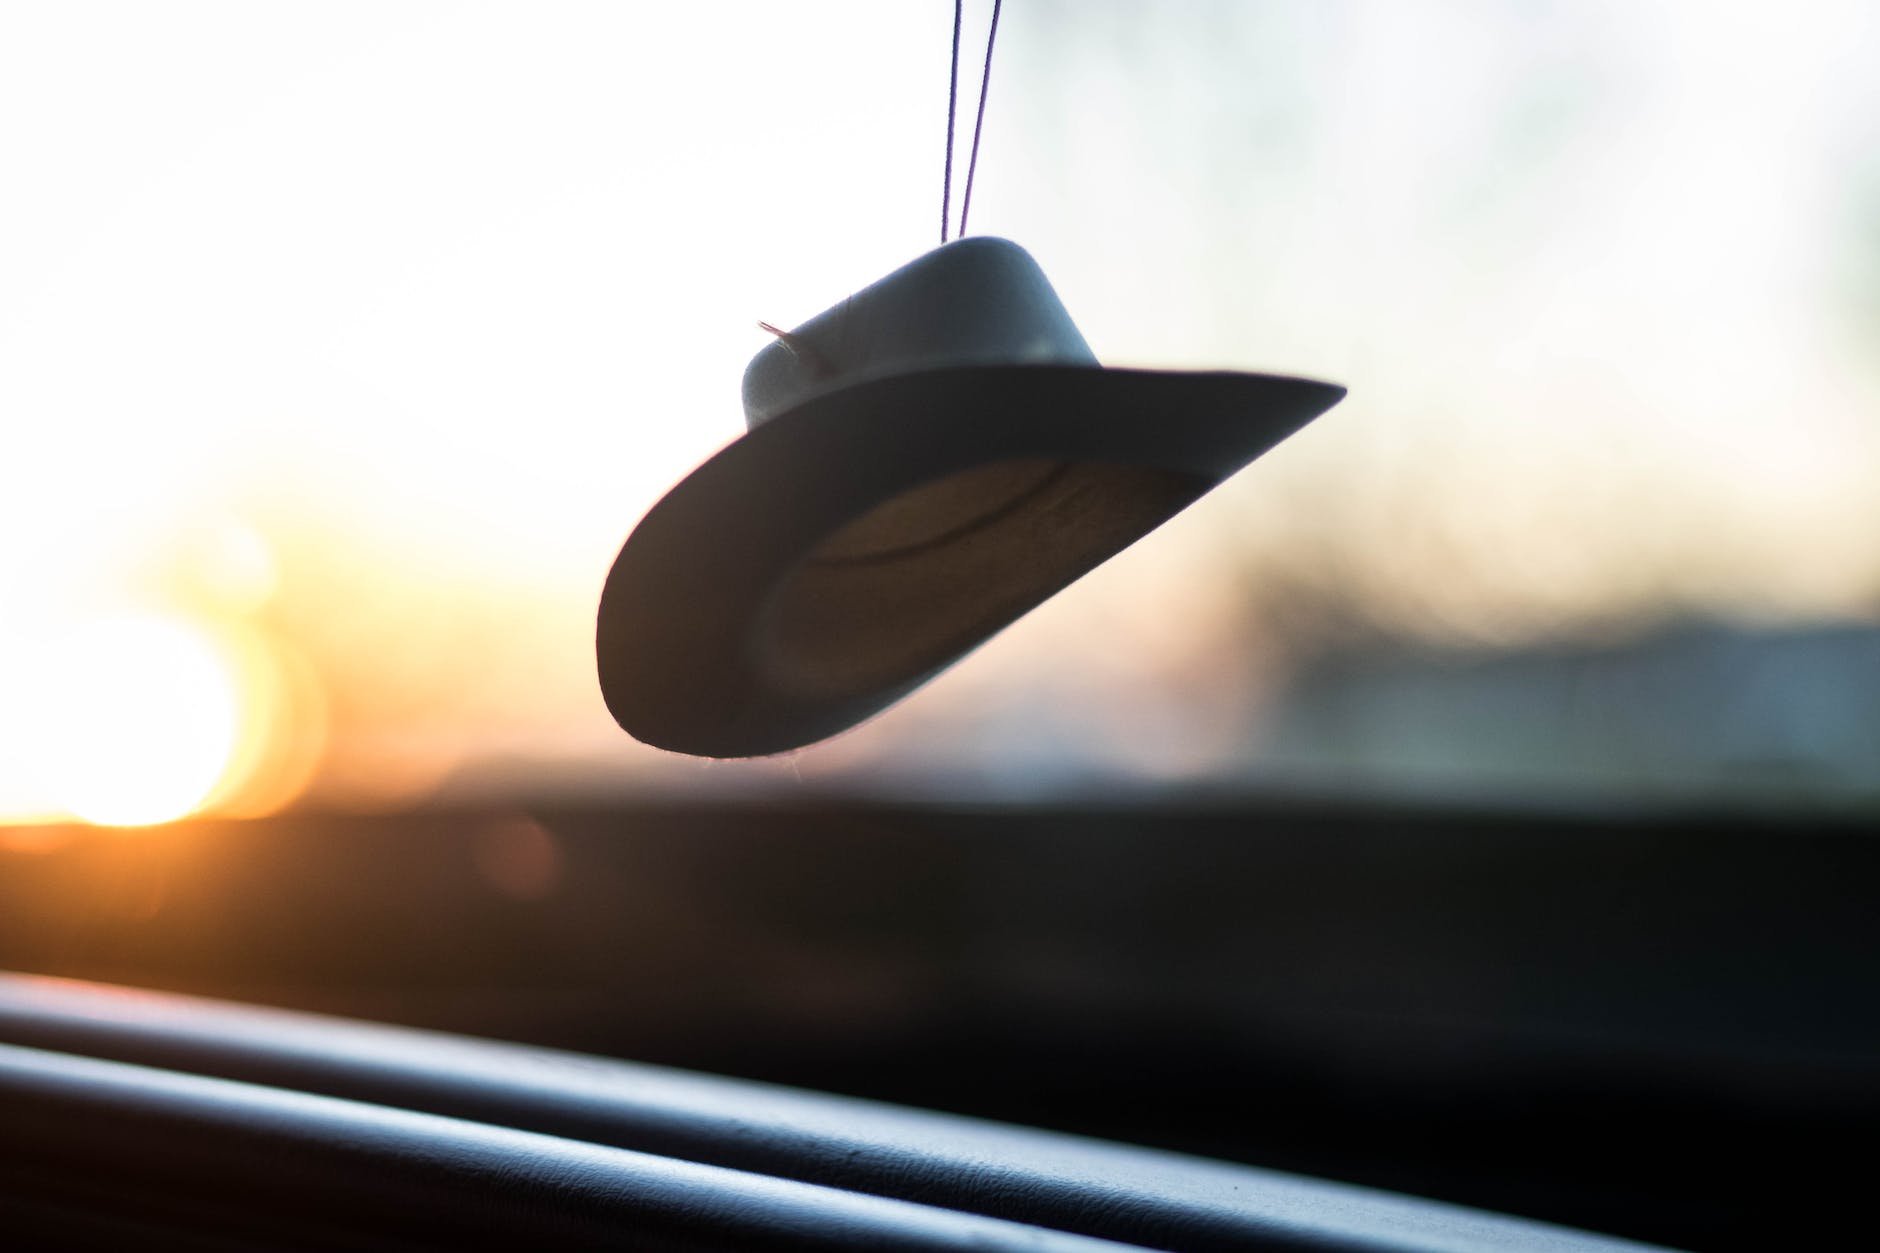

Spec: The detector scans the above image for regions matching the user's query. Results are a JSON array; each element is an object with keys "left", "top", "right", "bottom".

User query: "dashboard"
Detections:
[{"left": 2, "top": 796, "right": 1873, "bottom": 1249}]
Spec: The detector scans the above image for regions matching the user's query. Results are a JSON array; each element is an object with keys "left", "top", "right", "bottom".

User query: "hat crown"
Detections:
[{"left": 742, "top": 237, "right": 1097, "bottom": 429}]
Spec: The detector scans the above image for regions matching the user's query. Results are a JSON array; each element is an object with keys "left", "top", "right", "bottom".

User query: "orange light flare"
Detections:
[{"left": 0, "top": 611, "right": 325, "bottom": 829}]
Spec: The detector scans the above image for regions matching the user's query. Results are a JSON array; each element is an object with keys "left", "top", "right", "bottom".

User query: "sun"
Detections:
[{"left": 28, "top": 613, "right": 245, "bottom": 827}]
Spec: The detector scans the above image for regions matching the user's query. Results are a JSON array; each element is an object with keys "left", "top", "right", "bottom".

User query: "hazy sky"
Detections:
[{"left": 2, "top": 2, "right": 1876, "bottom": 814}]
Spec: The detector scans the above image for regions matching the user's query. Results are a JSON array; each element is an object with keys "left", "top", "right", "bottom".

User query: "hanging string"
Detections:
[
  {"left": 941, "top": 1, "right": 1003, "bottom": 243},
  {"left": 942, "top": 1, "right": 963, "bottom": 243},
  {"left": 957, "top": 0, "right": 1003, "bottom": 240}
]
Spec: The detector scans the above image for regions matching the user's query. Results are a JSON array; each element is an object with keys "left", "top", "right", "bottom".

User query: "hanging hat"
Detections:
[{"left": 597, "top": 237, "right": 1343, "bottom": 758}]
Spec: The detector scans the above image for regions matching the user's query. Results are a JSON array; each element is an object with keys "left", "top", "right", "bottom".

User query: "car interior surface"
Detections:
[{"left": 2, "top": 4, "right": 1875, "bottom": 1251}]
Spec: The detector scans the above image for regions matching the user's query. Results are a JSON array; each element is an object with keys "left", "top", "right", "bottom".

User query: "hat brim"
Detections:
[{"left": 598, "top": 364, "right": 1343, "bottom": 757}]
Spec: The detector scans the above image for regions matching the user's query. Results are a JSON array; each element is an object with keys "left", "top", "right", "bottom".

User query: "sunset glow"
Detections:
[{"left": 12, "top": 615, "right": 244, "bottom": 827}]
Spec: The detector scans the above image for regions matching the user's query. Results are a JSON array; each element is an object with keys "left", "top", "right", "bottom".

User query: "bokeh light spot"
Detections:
[{"left": 471, "top": 814, "right": 564, "bottom": 902}]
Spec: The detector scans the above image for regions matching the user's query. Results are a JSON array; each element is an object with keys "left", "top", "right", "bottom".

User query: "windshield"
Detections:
[{"left": 3, "top": 1, "right": 1876, "bottom": 824}]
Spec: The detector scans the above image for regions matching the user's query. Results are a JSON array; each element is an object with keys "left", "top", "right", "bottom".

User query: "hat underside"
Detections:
[{"left": 754, "top": 458, "right": 1202, "bottom": 707}]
